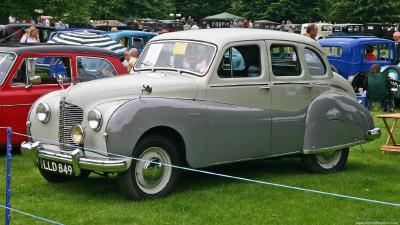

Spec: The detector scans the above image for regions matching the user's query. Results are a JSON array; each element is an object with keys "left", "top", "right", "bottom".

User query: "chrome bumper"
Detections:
[
  {"left": 21, "top": 142, "right": 131, "bottom": 176},
  {"left": 366, "top": 128, "right": 381, "bottom": 141}
]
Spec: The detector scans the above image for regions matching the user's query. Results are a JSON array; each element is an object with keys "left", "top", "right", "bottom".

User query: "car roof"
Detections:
[
  {"left": 319, "top": 37, "right": 392, "bottom": 46},
  {"left": 1, "top": 23, "right": 56, "bottom": 29},
  {"left": 0, "top": 44, "right": 119, "bottom": 56},
  {"left": 103, "top": 30, "right": 157, "bottom": 38},
  {"left": 151, "top": 28, "right": 321, "bottom": 49},
  {"left": 333, "top": 24, "right": 363, "bottom": 27}
]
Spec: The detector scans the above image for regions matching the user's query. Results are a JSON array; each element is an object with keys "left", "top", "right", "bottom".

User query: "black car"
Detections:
[
  {"left": 363, "top": 23, "right": 398, "bottom": 40},
  {"left": 0, "top": 24, "right": 56, "bottom": 43}
]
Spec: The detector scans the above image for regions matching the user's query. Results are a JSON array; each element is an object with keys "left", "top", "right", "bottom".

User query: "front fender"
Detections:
[
  {"left": 105, "top": 98, "right": 208, "bottom": 167},
  {"left": 303, "top": 93, "right": 375, "bottom": 153}
]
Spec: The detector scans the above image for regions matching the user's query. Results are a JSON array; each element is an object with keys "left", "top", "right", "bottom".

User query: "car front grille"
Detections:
[{"left": 59, "top": 101, "right": 84, "bottom": 151}]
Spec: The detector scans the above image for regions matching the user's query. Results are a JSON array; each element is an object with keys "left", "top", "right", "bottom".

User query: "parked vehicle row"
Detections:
[{"left": 20, "top": 29, "right": 380, "bottom": 200}]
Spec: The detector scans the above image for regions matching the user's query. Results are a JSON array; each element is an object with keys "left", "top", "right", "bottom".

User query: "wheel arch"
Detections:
[{"left": 135, "top": 126, "right": 188, "bottom": 166}]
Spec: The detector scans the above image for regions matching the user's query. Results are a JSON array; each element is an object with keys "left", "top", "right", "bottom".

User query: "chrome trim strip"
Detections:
[
  {"left": 303, "top": 128, "right": 381, "bottom": 154},
  {"left": 2, "top": 103, "right": 32, "bottom": 107},
  {"left": 208, "top": 151, "right": 301, "bottom": 166}
]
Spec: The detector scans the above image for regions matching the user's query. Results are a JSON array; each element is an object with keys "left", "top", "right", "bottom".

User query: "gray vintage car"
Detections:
[{"left": 21, "top": 29, "right": 381, "bottom": 200}]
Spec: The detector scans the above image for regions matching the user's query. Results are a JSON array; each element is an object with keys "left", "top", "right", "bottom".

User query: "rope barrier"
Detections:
[
  {"left": 0, "top": 204, "right": 64, "bottom": 225},
  {"left": 12, "top": 131, "right": 400, "bottom": 208}
]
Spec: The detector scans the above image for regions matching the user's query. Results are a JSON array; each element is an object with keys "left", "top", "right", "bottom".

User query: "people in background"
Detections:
[
  {"left": 191, "top": 22, "right": 199, "bottom": 30},
  {"left": 394, "top": 32, "right": 400, "bottom": 43},
  {"left": 363, "top": 64, "right": 395, "bottom": 112},
  {"left": 364, "top": 45, "right": 377, "bottom": 61},
  {"left": 8, "top": 15, "right": 16, "bottom": 24},
  {"left": 304, "top": 23, "right": 317, "bottom": 40},
  {"left": 20, "top": 26, "right": 40, "bottom": 43},
  {"left": 394, "top": 32, "right": 400, "bottom": 65},
  {"left": 122, "top": 48, "right": 138, "bottom": 73}
]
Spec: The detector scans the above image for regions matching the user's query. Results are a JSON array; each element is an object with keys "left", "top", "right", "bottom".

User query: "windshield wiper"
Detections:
[{"left": 166, "top": 63, "right": 182, "bottom": 74}]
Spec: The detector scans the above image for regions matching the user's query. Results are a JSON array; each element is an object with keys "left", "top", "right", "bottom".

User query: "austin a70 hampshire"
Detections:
[{"left": 22, "top": 29, "right": 381, "bottom": 200}]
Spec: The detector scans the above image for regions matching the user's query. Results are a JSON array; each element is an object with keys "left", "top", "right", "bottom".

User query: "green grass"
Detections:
[{"left": 1, "top": 112, "right": 400, "bottom": 225}]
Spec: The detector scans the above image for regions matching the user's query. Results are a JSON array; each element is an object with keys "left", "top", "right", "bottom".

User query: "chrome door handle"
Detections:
[
  {"left": 259, "top": 85, "right": 270, "bottom": 90},
  {"left": 304, "top": 83, "right": 313, "bottom": 88}
]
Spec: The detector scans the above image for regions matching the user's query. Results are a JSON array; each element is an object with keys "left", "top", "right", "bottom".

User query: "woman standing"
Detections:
[{"left": 20, "top": 26, "right": 40, "bottom": 43}]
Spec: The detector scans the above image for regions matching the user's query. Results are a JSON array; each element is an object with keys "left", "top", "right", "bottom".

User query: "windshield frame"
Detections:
[
  {"left": 134, "top": 40, "right": 218, "bottom": 77},
  {"left": 0, "top": 51, "right": 17, "bottom": 86}
]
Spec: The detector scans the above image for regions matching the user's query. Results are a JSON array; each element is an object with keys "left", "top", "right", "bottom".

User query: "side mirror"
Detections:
[{"left": 29, "top": 75, "right": 41, "bottom": 84}]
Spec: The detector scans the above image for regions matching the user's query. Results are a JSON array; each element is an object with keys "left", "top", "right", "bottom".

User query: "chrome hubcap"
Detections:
[
  {"left": 142, "top": 158, "right": 164, "bottom": 182},
  {"left": 135, "top": 147, "right": 171, "bottom": 194},
  {"left": 315, "top": 150, "right": 342, "bottom": 169}
]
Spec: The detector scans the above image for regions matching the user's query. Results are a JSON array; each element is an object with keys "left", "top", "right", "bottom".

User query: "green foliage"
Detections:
[
  {"left": 329, "top": 0, "right": 400, "bottom": 23},
  {"left": 1, "top": 0, "right": 400, "bottom": 25}
]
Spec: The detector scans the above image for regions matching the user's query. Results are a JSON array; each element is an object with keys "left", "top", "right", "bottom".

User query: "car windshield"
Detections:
[
  {"left": 135, "top": 41, "right": 216, "bottom": 76},
  {"left": 0, "top": 53, "right": 16, "bottom": 85}
]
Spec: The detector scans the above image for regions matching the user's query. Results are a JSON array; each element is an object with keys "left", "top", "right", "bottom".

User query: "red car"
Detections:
[{"left": 0, "top": 44, "right": 127, "bottom": 147}]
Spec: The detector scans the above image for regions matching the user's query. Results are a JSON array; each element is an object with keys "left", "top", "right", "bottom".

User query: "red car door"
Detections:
[{"left": 0, "top": 52, "right": 74, "bottom": 146}]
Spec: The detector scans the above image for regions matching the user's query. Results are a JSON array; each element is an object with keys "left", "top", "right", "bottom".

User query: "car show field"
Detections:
[{"left": 1, "top": 112, "right": 399, "bottom": 225}]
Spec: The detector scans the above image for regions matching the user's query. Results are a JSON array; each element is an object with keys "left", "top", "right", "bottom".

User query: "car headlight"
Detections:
[
  {"left": 36, "top": 102, "right": 50, "bottom": 123},
  {"left": 71, "top": 124, "right": 85, "bottom": 144},
  {"left": 87, "top": 109, "right": 102, "bottom": 131}
]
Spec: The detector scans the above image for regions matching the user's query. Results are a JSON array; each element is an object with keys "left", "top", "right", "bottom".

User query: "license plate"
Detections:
[{"left": 40, "top": 159, "right": 75, "bottom": 176}]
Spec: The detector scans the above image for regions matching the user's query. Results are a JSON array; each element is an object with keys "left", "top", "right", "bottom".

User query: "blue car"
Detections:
[
  {"left": 319, "top": 37, "right": 399, "bottom": 79},
  {"left": 103, "top": 30, "right": 157, "bottom": 54}
]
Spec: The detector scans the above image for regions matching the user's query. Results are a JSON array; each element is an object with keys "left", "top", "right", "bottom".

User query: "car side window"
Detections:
[
  {"left": 132, "top": 37, "right": 145, "bottom": 49},
  {"left": 364, "top": 44, "right": 391, "bottom": 62},
  {"left": 217, "top": 45, "right": 261, "bottom": 78},
  {"left": 77, "top": 57, "right": 117, "bottom": 82},
  {"left": 12, "top": 56, "right": 72, "bottom": 86},
  {"left": 304, "top": 48, "right": 326, "bottom": 76},
  {"left": 270, "top": 45, "right": 301, "bottom": 76}
]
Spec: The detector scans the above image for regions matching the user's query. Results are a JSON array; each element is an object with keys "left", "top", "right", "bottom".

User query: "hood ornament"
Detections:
[
  {"left": 57, "top": 74, "right": 74, "bottom": 100},
  {"left": 141, "top": 84, "right": 152, "bottom": 95}
]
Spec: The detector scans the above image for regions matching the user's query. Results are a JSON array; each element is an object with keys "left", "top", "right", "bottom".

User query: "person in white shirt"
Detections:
[
  {"left": 20, "top": 26, "right": 40, "bottom": 43},
  {"left": 122, "top": 48, "right": 138, "bottom": 73},
  {"left": 191, "top": 22, "right": 199, "bottom": 30}
]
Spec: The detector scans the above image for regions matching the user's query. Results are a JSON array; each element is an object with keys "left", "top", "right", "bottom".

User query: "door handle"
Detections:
[
  {"left": 304, "top": 83, "right": 313, "bottom": 88},
  {"left": 259, "top": 85, "right": 270, "bottom": 90}
]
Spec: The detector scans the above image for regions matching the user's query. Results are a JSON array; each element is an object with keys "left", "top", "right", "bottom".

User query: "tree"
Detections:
[{"left": 330, "top": 0, "right": 400, "bottom": 23}]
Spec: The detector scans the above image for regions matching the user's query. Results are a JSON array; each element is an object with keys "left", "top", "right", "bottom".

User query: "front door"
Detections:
[
  {"left": 268, "top": 42, "right": 312, "bottom": 155},
  {"left": 0, "top": 53, "right": 73, "bottom": 144},
  {"left": 206, "top": 41, "right": 271, "bottom": 164}
]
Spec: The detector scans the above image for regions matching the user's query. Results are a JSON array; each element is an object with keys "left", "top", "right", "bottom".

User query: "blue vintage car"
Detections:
[
  {"left": 103, "top": 30, "right": 157, "bottom": 54},
  {"left": 319, "top": 37, "right": 399, "bottom": 79}
]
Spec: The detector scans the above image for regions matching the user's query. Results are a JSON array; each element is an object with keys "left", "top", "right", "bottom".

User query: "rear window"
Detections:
[
  {"left": 323, "top": 47, "right": 342, "bottom": 57},
  {"left": 270, "top": 45, "right": 301, "bottom": 77}
]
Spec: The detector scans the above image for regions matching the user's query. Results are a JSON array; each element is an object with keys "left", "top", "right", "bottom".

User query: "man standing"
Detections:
[
  {"left": 393, "top": 32, "right": 400, "bottom": 65},
  {"left": 304, "top": 23, "right": 318, "bottom": 40}
]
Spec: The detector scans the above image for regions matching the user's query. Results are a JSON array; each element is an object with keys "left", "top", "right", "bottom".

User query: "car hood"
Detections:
[{"left": 63, "top": 72, "right": 199, "bottom": 108}]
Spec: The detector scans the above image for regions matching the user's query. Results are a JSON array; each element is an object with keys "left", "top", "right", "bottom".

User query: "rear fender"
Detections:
[{"left": 303, "top": 93, "right": 374, "bottom": 153}]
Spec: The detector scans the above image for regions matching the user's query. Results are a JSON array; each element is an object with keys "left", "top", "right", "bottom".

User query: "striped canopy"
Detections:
[{"left": 48, "top": 31, "right": 127, "bottom": 55}]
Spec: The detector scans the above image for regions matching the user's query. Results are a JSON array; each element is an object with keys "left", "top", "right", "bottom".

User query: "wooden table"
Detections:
[{"left": 377, "top": 113, "right": 400, "bottom": 152}]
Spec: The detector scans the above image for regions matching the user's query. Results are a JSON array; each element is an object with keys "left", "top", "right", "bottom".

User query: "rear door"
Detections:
[{"left": 267, "top": 41, "right": 312, "bottom": 155}]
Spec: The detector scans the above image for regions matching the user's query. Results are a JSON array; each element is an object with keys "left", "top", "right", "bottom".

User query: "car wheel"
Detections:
[
  {"left": 301, "top": 148, "right": 349, "bottom": 173},
  {"left": 118, "top": 135, "right": 181, "bottom": 200},
  {"left": 39, "top": 167, "right": 70, "bottom": 182}
]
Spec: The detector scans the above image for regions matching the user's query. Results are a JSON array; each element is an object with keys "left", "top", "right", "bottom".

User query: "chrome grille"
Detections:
[{"left": 59, "top": 101, "right": 83, "bottom": 151}]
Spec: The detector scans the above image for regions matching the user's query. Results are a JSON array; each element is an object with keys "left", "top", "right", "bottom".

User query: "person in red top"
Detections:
[{"left": 365, "top": 45, "right": 377, "bottom": 61}]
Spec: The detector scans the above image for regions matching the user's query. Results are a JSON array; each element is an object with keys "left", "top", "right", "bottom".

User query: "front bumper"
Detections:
[{"left": 21, "top": 142, "right": 131, "bottom": 176}]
